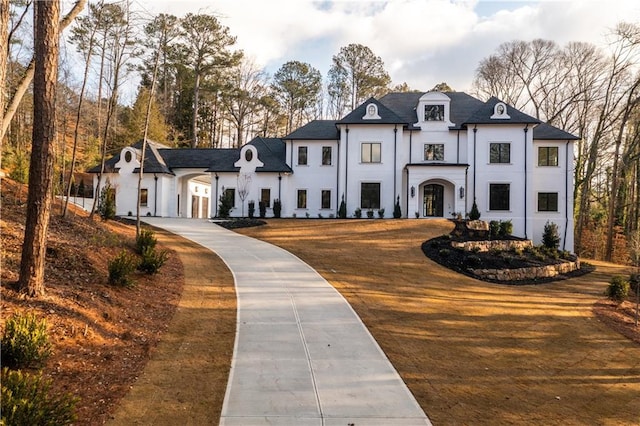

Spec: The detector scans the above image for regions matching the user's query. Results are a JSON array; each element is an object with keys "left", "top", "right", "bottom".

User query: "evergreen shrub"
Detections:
[{"left": 1, "top": 313, "right": 52, "bottom": 369}]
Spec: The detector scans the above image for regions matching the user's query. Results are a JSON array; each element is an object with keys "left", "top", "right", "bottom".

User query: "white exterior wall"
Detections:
[
  {"left": 287, "top": 139, "right": 339, "bottom": 217},
  {"left": 338, "top": 124, "right": 400, "bottom": 217},
  {"left": 467, "top": 124, "right": 531, "bottom": 238},
  {"left": 532, "top": 140, "right": 575, "bottom": 251}
]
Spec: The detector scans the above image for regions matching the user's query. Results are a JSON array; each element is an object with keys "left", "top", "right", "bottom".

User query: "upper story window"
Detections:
[
  {"left": 297, "top": 146, "right": 308, "bottom": 165},
  {"left": 361, "top": 142, "right": 381, "bottom": 163},
  {"left": 538, "top": 146, "right": 558, "bottom": 166},
  {"left": 322, "top": 146, "right": 332, "bottom": 165},
  {"left": 424, "top": 144, "right": 444, "bottom": 161},
  {"left": 490, "top": 142, "right": 511, "bottom": 164},
  {"left": 424, "top": 104, "right": 444, "bottom": 121}
]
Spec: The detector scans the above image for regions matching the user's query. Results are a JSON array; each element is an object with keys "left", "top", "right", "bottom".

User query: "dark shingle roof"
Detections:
[
  {"left": 533, "top": 122, "right": 580, "bottom": 140},
  {"left": 337, "top": 97, "right": 406, "bottom": 125},
  {"left": 87, "top": 139, "right": 174, "bottom": 174},
  {"left": 245, "top": 137, "right": 293, "bottom": 173},
  {"left": 464, "top": 96, "right": 540, "bottom": 126},
  {"left": 284, "top": 120, "right": 339, "bottom": 140}
]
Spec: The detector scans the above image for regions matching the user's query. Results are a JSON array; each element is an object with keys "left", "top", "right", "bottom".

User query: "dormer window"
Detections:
[
  {"left": 424, "top": 105, "right": 444, "bottom": 121},
  {"left": 363, "top": 103, "right": 381, "bottom": 120},
  {"left": 491, "top": 102, "right": 510, "bottom": 119}
]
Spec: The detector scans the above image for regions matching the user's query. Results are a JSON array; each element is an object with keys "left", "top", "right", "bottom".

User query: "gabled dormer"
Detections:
[{"left": 415, "top": 91, "right": 455, "bottom": 130}]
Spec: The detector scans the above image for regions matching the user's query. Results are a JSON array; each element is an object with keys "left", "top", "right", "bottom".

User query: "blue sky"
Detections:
[{"left": 129, "top": 0, "right": 639, "bottom": 97}]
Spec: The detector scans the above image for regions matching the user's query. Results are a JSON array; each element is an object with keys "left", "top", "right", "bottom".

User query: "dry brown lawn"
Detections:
[{"left": 237, "top": 219, "right": 640, "bottom": 426}]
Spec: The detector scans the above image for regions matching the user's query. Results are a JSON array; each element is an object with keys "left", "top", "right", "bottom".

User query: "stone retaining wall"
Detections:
[
  {"left": 451, "top": 239, "right": 533, "bottom": 252},
  {"left": 471, "top": 259, "right": 581, "bottom": 282}
]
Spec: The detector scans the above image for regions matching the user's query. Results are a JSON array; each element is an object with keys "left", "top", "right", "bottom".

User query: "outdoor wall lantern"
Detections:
[
  {"left": 459, "top": 187, "right": 465, "bottom": 199},
  {"left": 410, "top": 186, "right": 415, "bottom": 198}
]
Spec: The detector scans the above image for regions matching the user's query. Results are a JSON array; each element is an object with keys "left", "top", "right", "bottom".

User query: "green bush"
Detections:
[
  {"left": 108, "top": 250, "right": 137, "bottom": 287},
  {"left": 138, "top": 246, "right": 169, "bottom": 274},
  {"left": 1, "top": 313, "right": 52, "bottom": 369},
  {"left": 469, "top": 200, "right": 481, "bottom": 220},
  {"left": 378, "top": 208, "right": 385, "bottom": 218},
  {"left": 499, "top": 220, "right": 513, "bottom": 237},
  {"left": 98, "top": 182, "right": 116, "bottom": 220},
  {"left": 258, "top": 201, "right": 266, "bottom": 218},
  {"left": 135, "top": 229, "right": 157, "bottom": 255},
  {"left": 393, "top": 196, "right": 401, "bottom": 218},
  {"left": 489, "top": 220, "right": 500, "bottom": 239},
  {"left": 248, "top": 200, "right": 255, "bottom": 218},
  {"left": 606, "top": 275, "right": 630, "bottom": 303},
  {"left": 354, "top": 208, "right": 362, "bottom": 218},
  {"left": 542, "top": 221, "right": 561, "bottom": 250},
  {"left": 1, "top": 368, "right": 78, "bottom": 426},
  {"left": 366, "top": 209, "right": 374, "bottom": 218}
]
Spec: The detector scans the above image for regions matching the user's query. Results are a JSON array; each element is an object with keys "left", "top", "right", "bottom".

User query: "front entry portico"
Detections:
[{"left": 406, "top": 163, "right": 468, "bottom": 218}]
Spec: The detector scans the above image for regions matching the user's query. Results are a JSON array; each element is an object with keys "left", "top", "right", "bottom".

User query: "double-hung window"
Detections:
[
  {"left": 321, "top": 190, "right": 331, "bottom": 209},
  {"left": 361, "top": 143, "right": 381, "bottom": 163},
  {"left": 260, "top": 188, "right": 270, "bottom": 208}
]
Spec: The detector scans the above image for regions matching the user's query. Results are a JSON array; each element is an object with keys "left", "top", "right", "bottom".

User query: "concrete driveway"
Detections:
[{"left": 143, "top": 218, "right": 430, "bottom": 426}]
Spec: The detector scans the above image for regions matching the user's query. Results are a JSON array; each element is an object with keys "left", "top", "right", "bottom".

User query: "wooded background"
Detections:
[{"left": 1, "top": 0, "right": 638, "bottom": 264}]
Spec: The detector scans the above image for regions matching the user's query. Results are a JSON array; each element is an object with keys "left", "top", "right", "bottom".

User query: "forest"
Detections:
[{"left": 1, "top": 0, "right": 639, "bottom": 264}]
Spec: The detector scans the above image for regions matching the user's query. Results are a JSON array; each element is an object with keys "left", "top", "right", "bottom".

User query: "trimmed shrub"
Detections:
[
  {"left": 338, "top": 195, "right": 347, "bottom": 219},
  {"left": 1, "top": 368, "right": 78, "bottom": 426},
  {"left": 469, "top": 200, "right": 481, "bottom": 220},
  {"left": 272, "top": 199, "right": 282, "bottom": 218},
  {"left": 1, "top": 313, "right": 52, "bottom": 369},
  {"left": 108, "top": 250, "right": 137, "bottom": 287},
  {"left": 354, "top": 208, "right": 362, "bottom": 218},
  {"left": 542, "top": 221, "right": 561, "bottom": 250},
  {"left": 258, "top": 201, "right": 266, "bottom": 218},
  {"left": 606, "top": 275, "right": 630, "bottom": 303},
  {"left": 218, "top": 191, "right": 233, "bottom": 218},
  {"left": 393, "top": 196, "right": 401, "bottom": 218},
  {"left": 135, "top": 229, "right": 157, "bottom": 254},
  {"left": 378, "top": 208, "right": 385, "bottom": 218},
  {"left": 366, "top": 209, "right": 374, "bottom": 218},
  {"left": 138, "top": 246, "right": 169, "bottom": 274},
  {"left": 248, "top": 200, "right": 255, "bottom": 218},
  {"left": 499, "top": 220, "right": 513, "bottom": 237},
  {"left": 489, "top": 220, "right": 500, "bottom": 239}
]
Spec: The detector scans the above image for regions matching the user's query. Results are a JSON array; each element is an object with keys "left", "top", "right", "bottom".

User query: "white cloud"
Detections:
[{"left": 137, "top": 0, "right": 640, "bottom": 93}]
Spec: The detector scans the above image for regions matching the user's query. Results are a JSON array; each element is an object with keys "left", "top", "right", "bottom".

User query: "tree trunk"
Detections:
[
  {"left": 18, "top": 0, "right": 60, "bottom": 297},
  {"left": 191, "top": 71, "right": 200, "bottom": 148},
  {"left": 0, "top": 0, "right": 8, "bottom": 150}
]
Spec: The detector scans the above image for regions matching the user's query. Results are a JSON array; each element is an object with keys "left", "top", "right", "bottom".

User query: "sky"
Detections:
[{"left": 128, "top": 0, "right": 639, "bottom": 95}]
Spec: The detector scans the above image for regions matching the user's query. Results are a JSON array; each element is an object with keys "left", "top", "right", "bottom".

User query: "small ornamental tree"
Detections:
[
  {"left": 98, "top": 181, "right": 116, "bottom": 220},
  {"left": 542, "top": 221, "right": 561, "bottom": 250},
  {"left": 218, "top": 191, "right": 233, "bottom": 218},
  {"left": 393, "top": 195, "right": 401, "bottom": 218},
  {"left": 258, "top": 201, "right": 266, "bottom": 218},
  {"left": 606, "top": 275, "right": 629, "bottom": 303},
  {"left": 469, "top": 200, "right": 481, "bottom": 220},
  {"left": 248, "top": 200, "right": 255, "bottom": 218},
  {"left": 338, "top": 195, "right": 347, "bottom": 218}
]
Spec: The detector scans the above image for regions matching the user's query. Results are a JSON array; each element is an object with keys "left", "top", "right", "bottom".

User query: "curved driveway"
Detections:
[{"left": 144, "top": 218, "right": 430, "bottom": 426}]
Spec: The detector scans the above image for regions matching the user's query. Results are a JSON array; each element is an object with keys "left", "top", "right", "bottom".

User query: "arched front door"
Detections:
[{"left": 423, "top": 184, "right": 444, "bottom": 217}]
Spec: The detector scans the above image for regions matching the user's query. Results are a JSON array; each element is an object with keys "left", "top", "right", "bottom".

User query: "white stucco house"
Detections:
[{"left": 89, "top": 91, "right": 578, "bottom": 251}]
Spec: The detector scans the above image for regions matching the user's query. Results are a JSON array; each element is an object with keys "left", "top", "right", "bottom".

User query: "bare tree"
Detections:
[
  {"left": 0, "top": 0, "right": 85, "bottom": 143},
  {"left": 18, "top": 0, "right": 59, "bottom": 296},
  {"left": 0, "top": 0, "right": 8, "bottom": 151},
  {"left": 237, "top": 173, "right": 251, "bottom": 217}
]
